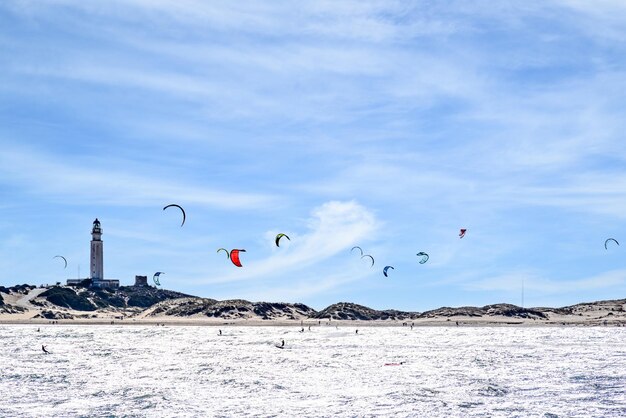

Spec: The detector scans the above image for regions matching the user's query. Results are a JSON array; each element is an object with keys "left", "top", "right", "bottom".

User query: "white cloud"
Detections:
[{"left": 185, "top": 200, "right": 378, "bottom": 285}]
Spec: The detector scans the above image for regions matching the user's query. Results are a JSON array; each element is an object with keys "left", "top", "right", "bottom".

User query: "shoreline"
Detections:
[{"left": 1, "top": 317, "right": 624, "bottom": 327}]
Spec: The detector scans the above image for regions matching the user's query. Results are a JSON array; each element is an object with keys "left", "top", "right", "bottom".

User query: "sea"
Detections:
[{"left": 0, "top": 325, "right": 625, "bottom": 417}]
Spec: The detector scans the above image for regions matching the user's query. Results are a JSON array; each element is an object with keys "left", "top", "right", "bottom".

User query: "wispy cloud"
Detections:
[
  {"left": 184, "top": 200, "right": 378, "bottom": 285},
  {"left": 0, "top": 146, "right": 275, "bottom": 209}
]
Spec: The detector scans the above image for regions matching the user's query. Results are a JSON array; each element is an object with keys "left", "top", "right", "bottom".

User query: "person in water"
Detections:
[
  {"left": 219, "top": 329, "right": 222, "bottom": 336},
  {"left": 42, "top": 345, "right": 49, "bottom": 354},
  {"left": 281, "top": 339, "right": 285, "bottom": 347},
  {"left": 355, "top": 329, "right": 358, "bottom": 334}
]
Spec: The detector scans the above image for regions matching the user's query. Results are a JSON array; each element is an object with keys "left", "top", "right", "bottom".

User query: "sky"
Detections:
[{"left": 1, "top": 0, "right": 626, "bottom": 311}]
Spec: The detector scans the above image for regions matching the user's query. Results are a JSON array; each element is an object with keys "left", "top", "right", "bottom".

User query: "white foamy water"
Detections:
[{"left": 1, "top": 325, "right": 625, "bottom": 417}]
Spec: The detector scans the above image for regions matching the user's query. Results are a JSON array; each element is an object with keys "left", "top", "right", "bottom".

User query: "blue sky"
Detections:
[{"left": 1, "top": 1, "right": 626, "bottom": 311}]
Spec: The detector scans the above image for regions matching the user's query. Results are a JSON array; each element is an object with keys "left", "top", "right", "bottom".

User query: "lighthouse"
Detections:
[
  {"left": 66, "top": 219, "right": 119, "bottom": 288},
  {"left": 90, "top": 218, "right": 104, "bottom": 281}
]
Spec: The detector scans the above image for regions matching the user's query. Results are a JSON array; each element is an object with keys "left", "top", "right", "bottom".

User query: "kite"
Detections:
[
  {"left": 605, "top": 238, "right": 619, "bottom": 250},
  {"left": 383, "top": 266, "right": 394, "bottom": 277},
  {"left": 351, "top": 246, "right": 364, "bottom": 256},
  {"left": 153, "top": 272, "right": 164, "bottom": 286},
  {"left": 275, "top": 233, "right": 290, "bottom": 247},
  {"left": 53, "top": 255, "right": 67, "bottom": 269},
  {"left": 217, "top": 248, "right": 229, "bottom": 258},
  {"left": 163, "top": 204, "right": 186, "bottom": 227},
  {"left": 230, "top": 249, "right": 246, "bottom": 267},
  {"left": 459, "top": 229, "right": 467, "bottom": 239},
  {"left": 361, "top": 254, "right": 375, "bottom": 267},
  {"left": 416, "top": 252, "right": 429, "bottom": 264}
]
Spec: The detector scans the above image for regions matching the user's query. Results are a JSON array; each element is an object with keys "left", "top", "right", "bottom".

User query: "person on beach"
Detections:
[
  {"left": 355, "top": 329, "right": 358, "bottom": 334},
  {"left": 219, "top": 329, "right": 222, "bottom": 336},
  {"left": 42, "top": 345, "right": 49, "bottom": 354}
]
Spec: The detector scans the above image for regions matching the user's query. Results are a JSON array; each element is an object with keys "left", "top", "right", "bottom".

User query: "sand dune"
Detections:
[{"left": 1, "top": 285, "right": 625, "bottom": 326}]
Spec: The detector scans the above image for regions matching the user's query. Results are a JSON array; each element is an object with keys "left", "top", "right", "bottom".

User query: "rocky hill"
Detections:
[
  {"left": 35, "top": 286, "right": 192, "bottom": 312},
  {"left": 149, "top": 297, "right": 316, "bottom": 320},
  {"left": 536, "top": 299, "right": 626, "bottom": 318},
  {"left": 313, "top": 302, "right": 418, "bottom": 320},
  {"left": 0, "top": 284, "right": 36, "bottom": 314},
  {"left": 419, "top": 306, "right": 483, "bottom": 318},
  {"left": 1, "top": 283, "right": 625, "bottom": 323},
  {"left": 419, "top": 304, "right": 547, "bottom": 320},
  {"left": 0, "top": 284, "right": 37, "bottom": 294}
]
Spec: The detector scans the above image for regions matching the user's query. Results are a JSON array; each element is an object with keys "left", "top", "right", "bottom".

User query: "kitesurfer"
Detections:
[
  {"left": 275, "top": 233, "right": 290, "bottom": 247},
  {"left": 163, "top": 204, "right": 186, "bottom": 227},
  {"left": 384, "top": 361, "right": 405, "bottom": 366},
  {"left": 229, "top": 249, "right": 246, "bottom": 267},
  {"left": 361, "top": 254, "right": 374, "bottom": 267},
  {"left": 42, "top": 345, "right": 49, "bottom": 354},
  {"left": 53, "top": 255, "right": 68, "bottom": 269}
]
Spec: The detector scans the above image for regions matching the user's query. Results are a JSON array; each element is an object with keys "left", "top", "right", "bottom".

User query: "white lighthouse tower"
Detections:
[
  {"left": 90, "top": 218, "right": 104, "bottom": 281},
  {"left": 66, "top": 218, "right": 119, "bottom": 288}
]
